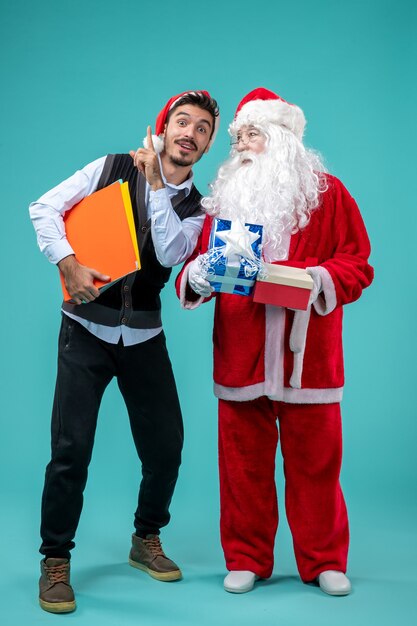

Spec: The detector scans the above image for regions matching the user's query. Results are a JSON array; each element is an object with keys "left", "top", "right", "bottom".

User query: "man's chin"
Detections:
[
  {"left": 169, "top": 155, "right": 193, "bottom": 167},
  {"left": 170, "top": 149, "right": 204, "bottom": 168}
]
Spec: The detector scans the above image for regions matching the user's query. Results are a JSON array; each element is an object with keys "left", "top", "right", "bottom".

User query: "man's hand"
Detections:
[
  {"left": 129, "top": 126, "right": 165, "bottom": 192},
  {"left": 58, "top": 255, "right": 110, "bottom": 304}
]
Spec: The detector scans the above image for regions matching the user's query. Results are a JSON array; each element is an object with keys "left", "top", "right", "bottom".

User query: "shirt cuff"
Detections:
[{"left": 45, "top": 239, "right": 75, "bottom": 265}]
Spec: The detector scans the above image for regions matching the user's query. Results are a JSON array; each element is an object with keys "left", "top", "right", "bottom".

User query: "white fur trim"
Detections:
[
  {"left": 307, "top": 266, "right": 337, "bottom": 316},
  {"left": 213, "top": 383, "right": 343, "bottom": 404},
  {"left": 143, "top": 134, "right": 164, "bottom": 154},
  {"left": 214, "top": 381, "right": 266, "bottom": 402},
  {"left": 289, "top": 307, "right": 311, "bottom": 389},
  {"left": 179, "top": 263, "right": 205, "bottom": 310},
  {"left": 230, "top": 99, "right": 306, "bottom": 140},
  {"left": 264, "top": 303, "right": 286, "bottom": 396},
  {"left": 281, "top": 386, "right": 343, "bottom": 404}
]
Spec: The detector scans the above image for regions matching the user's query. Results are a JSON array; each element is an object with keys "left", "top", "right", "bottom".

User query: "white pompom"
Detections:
[{"left": 143, "top": 134, "right": 164, "bottom": 153}]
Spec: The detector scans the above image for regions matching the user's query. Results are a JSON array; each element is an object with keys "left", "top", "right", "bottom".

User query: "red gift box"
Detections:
[{"left": 253, "top": 263, "right": 314, "bottom": 310}]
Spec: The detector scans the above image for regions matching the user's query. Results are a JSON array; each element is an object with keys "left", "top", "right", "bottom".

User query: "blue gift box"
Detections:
[{"left": 202, "top": 218, "right": 263, "bottom": 296}]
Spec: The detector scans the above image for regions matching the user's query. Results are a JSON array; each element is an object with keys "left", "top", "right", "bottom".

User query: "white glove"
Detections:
[
  {"left": 306, "top": 267, "right": 323, "bottom": 305},
  {"left": 188, "top": 256, "right": 213, "bottom": 297}
]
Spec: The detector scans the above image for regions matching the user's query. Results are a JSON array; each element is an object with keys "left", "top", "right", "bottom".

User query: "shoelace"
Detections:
[
  {"left": 45, "top": 564, "right": 69, "bottom": 584},
  {"left": 143, "top": 536, "right": 165, "bottom": 557}
]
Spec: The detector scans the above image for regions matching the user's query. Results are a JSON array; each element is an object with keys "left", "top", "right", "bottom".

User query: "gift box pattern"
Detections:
[{"left": 204, "top": 219, "right": 263, "bottom": 296}]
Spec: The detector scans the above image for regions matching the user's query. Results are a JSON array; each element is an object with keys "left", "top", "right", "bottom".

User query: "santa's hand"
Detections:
[
  {"left": 129, "top": 126, "right": 165, "bottom": 191},
  {"left": 188, "top": 257, "right": 214, "bottom": 297}
]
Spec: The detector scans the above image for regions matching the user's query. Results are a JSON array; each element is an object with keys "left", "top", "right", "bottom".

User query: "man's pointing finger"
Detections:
[{"left": 147, "top": 126, "right": 155, "bottom": 152}]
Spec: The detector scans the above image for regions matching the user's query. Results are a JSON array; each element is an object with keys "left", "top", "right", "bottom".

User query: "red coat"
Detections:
[{"left": 176, "top": 175, "right": 374, "bottom": 404}]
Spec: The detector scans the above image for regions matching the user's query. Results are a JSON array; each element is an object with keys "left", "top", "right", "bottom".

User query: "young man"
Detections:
[
  {"left": 177, "top": 88, "right": 373, "bottom": 596},
  {"left": 30, "top": 90, "right": 219, "bottom": 613}
]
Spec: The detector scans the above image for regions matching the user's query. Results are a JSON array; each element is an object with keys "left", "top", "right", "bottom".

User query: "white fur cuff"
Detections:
[{"left": 307, "top": 266, "right": 337, "bottom": 316}]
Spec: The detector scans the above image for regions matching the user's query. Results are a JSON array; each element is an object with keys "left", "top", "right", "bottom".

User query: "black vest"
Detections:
[{"left": 62, "top": 154, "right": 202, "bottom": 328}]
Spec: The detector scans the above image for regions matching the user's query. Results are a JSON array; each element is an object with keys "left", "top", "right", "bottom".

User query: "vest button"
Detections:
[
  {"left": 141, "top": 226, "right": 147, "bottom": 233},
  {"left": 125, "top": 302, "right": 130, "bottom": 308},
  {"left": 121, "top": 317, "right": 128, "bottom": 324},
  {"left": 123, "top": 285, "right": 129, "bottom": 292}
]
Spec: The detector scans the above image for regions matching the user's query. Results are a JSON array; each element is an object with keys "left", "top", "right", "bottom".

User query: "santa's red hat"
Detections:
[
  {"left": 144, "top": 90, "right": 219, "bottom": 153},
  {"left": 230, "top": 87, "right": 306, "bottom": 141}
]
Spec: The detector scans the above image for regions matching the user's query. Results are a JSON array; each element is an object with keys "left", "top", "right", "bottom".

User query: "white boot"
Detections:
[
  {"left": 318, "top": 570, "right": 352, "bottom": 596},
  {"left": 224, "top": 570, "right": 258, "bottom": 594}
]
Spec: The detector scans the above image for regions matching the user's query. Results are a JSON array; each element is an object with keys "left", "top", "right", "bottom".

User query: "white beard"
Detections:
[{"left": 202, "top": 126, "right": 327, "bottom": 261}]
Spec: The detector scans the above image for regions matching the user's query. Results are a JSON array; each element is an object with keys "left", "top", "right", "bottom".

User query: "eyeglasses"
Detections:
[{"left": 230, "top": 129, "right": 265, "bottom": 146}]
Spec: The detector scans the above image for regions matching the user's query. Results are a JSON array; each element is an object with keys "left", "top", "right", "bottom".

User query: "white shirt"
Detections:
[{"left": 29, "top": 156, "right": 204, "bottom": 345}]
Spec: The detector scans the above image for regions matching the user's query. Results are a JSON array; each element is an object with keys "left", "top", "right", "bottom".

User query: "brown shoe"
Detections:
[
  {"left": 39, "top": 558, "right": 76, "bottom": 613},
  {"left": 129, "top": 534, "right": 182, "bottom": 581}
]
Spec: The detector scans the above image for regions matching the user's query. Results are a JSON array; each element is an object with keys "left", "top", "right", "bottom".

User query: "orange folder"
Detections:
[{"left": 60, "top": 181, "right": 140, "bottom": 301}]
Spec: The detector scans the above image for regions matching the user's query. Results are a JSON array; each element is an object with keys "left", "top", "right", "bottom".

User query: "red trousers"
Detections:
[{"left": 218, "top": 398, "right": 349, "bottom": 581}]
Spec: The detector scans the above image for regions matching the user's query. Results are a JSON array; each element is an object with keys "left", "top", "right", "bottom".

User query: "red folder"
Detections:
[{"left": 60, "top": 182, "right": 140, "bottom": 301}]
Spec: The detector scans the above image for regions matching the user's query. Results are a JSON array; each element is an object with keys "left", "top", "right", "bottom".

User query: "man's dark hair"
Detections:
[{"left": 167, "top": 92, "right": 219, "bottom": 138}]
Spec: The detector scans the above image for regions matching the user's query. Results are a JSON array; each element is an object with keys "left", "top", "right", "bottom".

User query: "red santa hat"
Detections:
[
  {"left": 230, "top": 87, "right": 306, "bottom": 141},
  {"left": 144, "top": 90, "right": 219, "bottom": 153}
]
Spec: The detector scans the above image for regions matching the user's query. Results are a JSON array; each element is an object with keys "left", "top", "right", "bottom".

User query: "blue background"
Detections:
[{"left": 1, "top": 0, "right": 416, "bottom": 624}]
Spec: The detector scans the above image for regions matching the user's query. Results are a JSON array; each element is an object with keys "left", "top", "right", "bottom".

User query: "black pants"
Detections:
[{"left": 40, "top": 315, "right": 183, "bottom": 559}]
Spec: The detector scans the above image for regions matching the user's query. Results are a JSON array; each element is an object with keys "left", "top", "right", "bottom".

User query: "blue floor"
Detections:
[{"left": 2, "top": 490, "right": 416, "bottom": 626}]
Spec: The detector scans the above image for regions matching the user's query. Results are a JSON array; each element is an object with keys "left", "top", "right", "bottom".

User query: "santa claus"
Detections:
[{"left": 176, "top": 88, "right": 373, "bottom": 595}]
